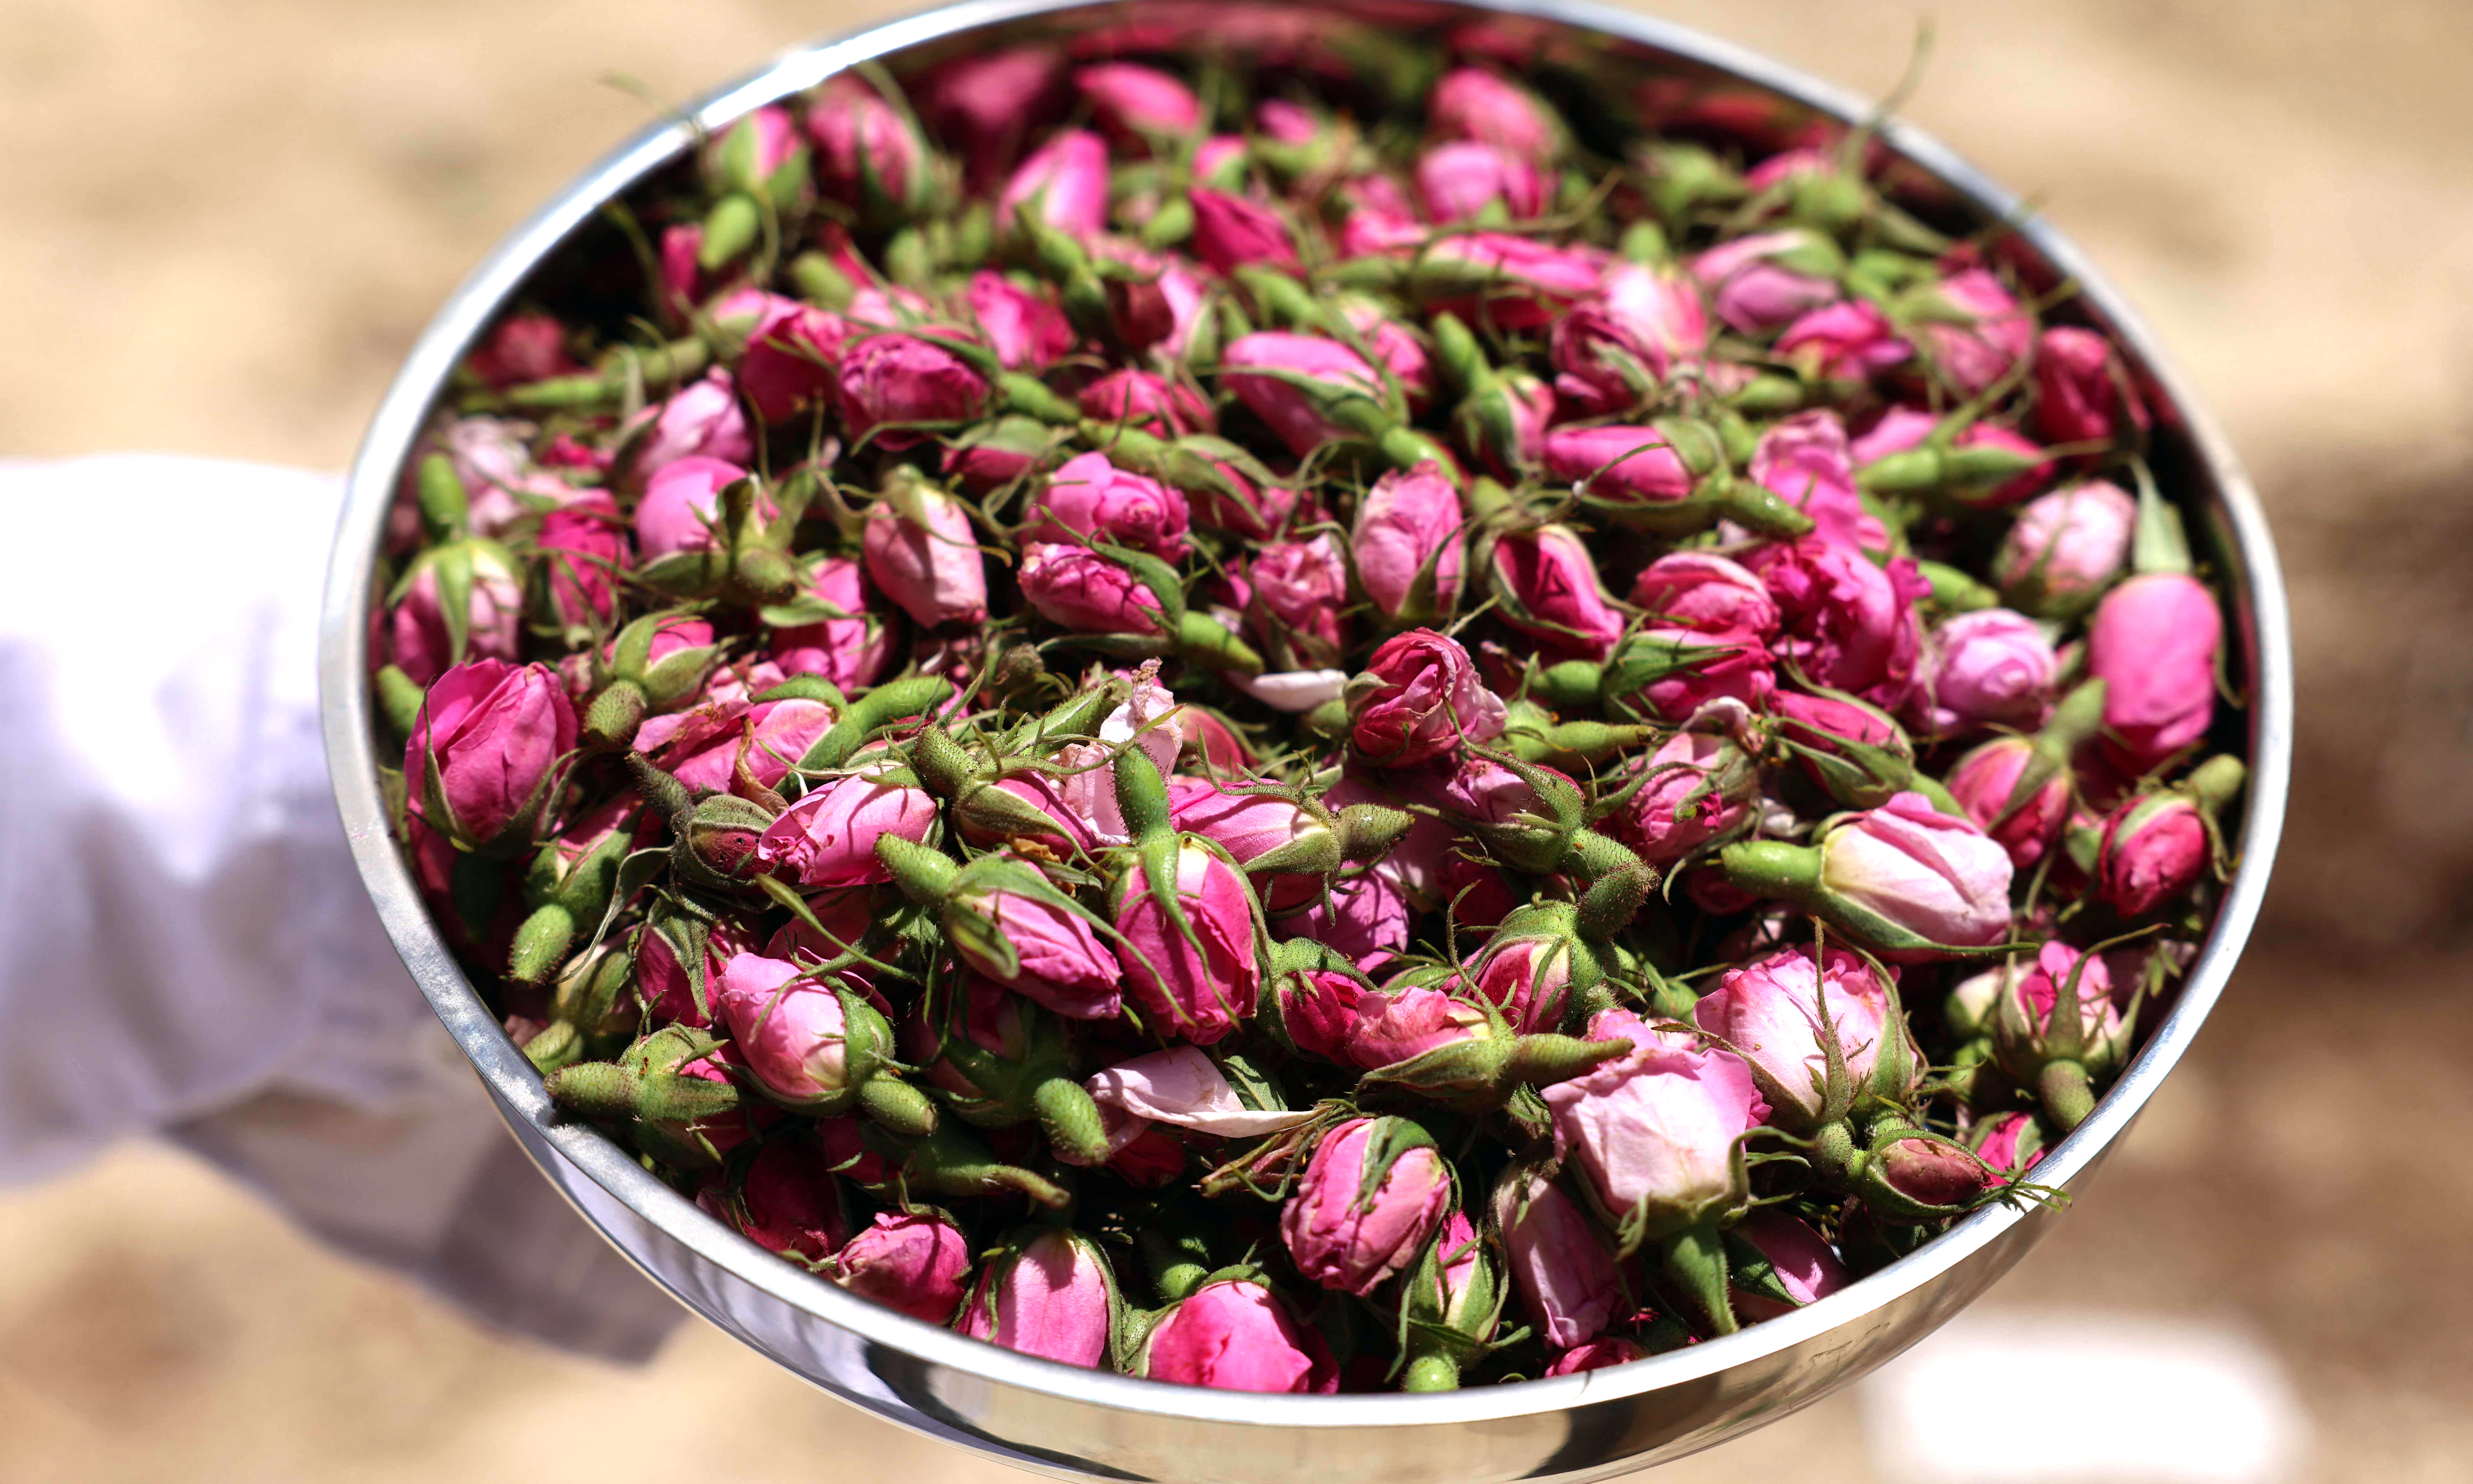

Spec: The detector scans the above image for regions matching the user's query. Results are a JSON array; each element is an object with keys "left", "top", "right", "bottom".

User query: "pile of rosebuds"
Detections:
[{"left": 374, "top": 33, "right": 2245, "bottom": 1394}]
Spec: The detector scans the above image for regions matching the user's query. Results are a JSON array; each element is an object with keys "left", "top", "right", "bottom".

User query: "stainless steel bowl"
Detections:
[{"left": 319, "top": 2, "right": 2292, "bottom": 1477}]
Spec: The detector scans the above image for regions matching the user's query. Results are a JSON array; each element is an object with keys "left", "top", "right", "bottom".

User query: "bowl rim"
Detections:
[{"left": 320, "top": 0, "right": 2292, "bottom": 1429}]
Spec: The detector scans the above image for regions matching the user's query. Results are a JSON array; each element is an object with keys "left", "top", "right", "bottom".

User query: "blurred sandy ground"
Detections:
[{"left": 2, "top": 0, "right": 2470, "bottom": 1478}]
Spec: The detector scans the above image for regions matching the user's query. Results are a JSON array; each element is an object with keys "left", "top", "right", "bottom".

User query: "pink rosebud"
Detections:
[
  {"left": 535, "top": 494, "right": 629, "bottom": 632},
  {"left": 404, "top": 660, "right": 576, "bottom": 851},
  {"left": 1347, "top": 629, "right": 1509, "bottom": 767},
  {"left": 752, "top": 772, "right": 939, "bottom": 890},
  {"left": 966, "top": 271, "right": 1076, "bottom": 370},
  {"left": 1916, "top": 268, "right": 2035, "bottom": 397},
  {"left": 950, "top": 882, "right": 1124, "bottom": 1020},
  {"left": 1189, "top": 187, "right": 1301, "bottom": 274},
  {"left": 1629, "top": 551, "right": 1779, "bottom": 637},
  {"left": 1274, "top": 969, "right": 1365, "bottom": 1063},
  {"left": 1913, "top": 608, "right": 2057, "bottom": 737},
  {"left": 806, "top": 77, "right": 928, "bottom": 213},
  {"left": 960, "top": 1228, "right": 1115, "bottom": 1366},
  {"left": 941, "top": 417, "right": 1053, "bottom": 492},
  {"left": 636, "top": 915, "right": 755, "bottom": 1029},
  {"left": 1996, "top": 480, "right": 2138, "bottom": 613},
  {"left": 713, "top": 952, "right": 861, "bottom": 1105},
  {"left": 1488, "top": 524, "right": 1627, "bottom": 660},
  {"left": 1948, "top": 734, "right": 2071, "bottom": 871},
  {"left": 1220, "top": 331, "right": 1389, "bottom": 458},
  {"left": 1819, "top": 793, "right": 2015, "bottom": 954},
  {"left": 730, "top": 297, "right": 850, "bottom": 425},
  {"left": 385, "top": 545, "right": 524, "bottom": 686},
  {"left": 1344, "top": 980, "right": 1488, "bottom": 1068},
  {"left": 706, "top": 1133, "right": 850, "bottom": 1262},
  {"left": 835, "top": 333, "right": 989, "bottom": 451},
  {"left": 1255, "top": 98, "right": 1319, "bottom": 144},
  {"left": 1692, "top": 229, "right": 1843, "bottom": 334},
  {"left": 1342, "top": 301, "right": 1439, "bottom": 413},
  {"left": 1995, "top": 940, "right": 2125, "bottom": 1073},
  {"left": 1078, "top": 367, "right": 1213, "bottom": 437},
  {"left": 1541, "top": 424, "right": 1695, "bottom": 507},
  {"left": 1545, "top": 1338, "right": 1648, "bottom": 1375},
  {"left": 863, "top": 484, "right": 989, "bottom": 627},
  {"left": 1025, "top": 451, "right": 1191, "bottom": 560},
  {"left": 1972, "top": 1111, "right": 2046, "bottom": 1180},
  {"left": 1417, "top": 233, "right": 1603, "bottom": 328},
  {"left": 1169, "top": 780, "right": 1332, "bottom": 872},
  {"left": 1246, "top": 533, "right": 1350, "bottom": 669},
  {"left": 998, "top": 128, "right": 1111, "bottom": 239},
  {"left": 924, "top": 47, "right": 1063, "bottom": 178},
  {"left": 1628, "top": 627, "right": 1779, "bottom": 720},
  {"left": 769, "top": 555, "right": 898, "bottom": 691},
  {"left": 465, "top": 312, "right": 580, "bottom": 390},
  {"left": 1728, "top": 1210, "right": 1850, "bottom": 1322},
  {"left": 1074, "top": 62, "right": 1203, "bottom": 143},
  {"left": 1743, "top": 538, "right": 1925, "bottom": 707},
  {"left": 830, "top": 1210, "right": 971, "bottom": 1324},
  {"left": 1136, "top": 1279, "right": 1337, "bottom": 1393},
  {"left": 1495, "top": 1173, "right": 1620, "bottom": 1348},
  {"left": 632, "top": 371, "right": 755, "bottom": 479},
  {"left": 657, "top": 697, "right": 836, "bottom": 794},
  {"left": 1466, "top": 932, "right": 1576, "bottom": 1035},
  {"left": 1776, "top": 299, "right": 1912, "bottom": 381},
  {"left": 1750, "top": 410, "right": 1886, "bottom": 552},
  {"left": 1549, "top": 264, "right": 1706, "bottom": 415},
  {"left": 1113, "top": 842, "right": 1261, "bottom": 1045},
  {"left": 1339, "top": 202, "right": 1429, "bottom": 258},
  {"left": 2093, "top": 794, "right": 2210, "bottom": 918},
  {"left": 1542, "top": 1008, "right": 1769, "bottom": 1226},
  {"left": 1278, "top": 866, "right": 1414, "bottom": 967},
  {"left": 1430, "top": 67, "right": 1561, "bottom": 159},
  {"left": 1694, "top": 945, "right": 1899, "bottom": 1129},
  {"left": 1352, "top": 462, "right": 1467, "bottom": 624},
  {"left": 1621, "top": 731, "right": 1754, "bottom": 868},
  {"left": 2086, "top": 573, "right": 2220, "bottom": 771},
  {"left": 1416, "top": 141, "right": 1549, "bottom": 222},
  {"left": 635, "top": 456, "right": 767, "bottom": 560},
  {"left": 1280, "top": 1117, "right": 1452, "bottom": 1295},
  {"left": 2033, "top": 326, "right": 2149, "bottom": 447},
  {"left": 1018, "top": 541, "right": 1165, "bottom": 635}
]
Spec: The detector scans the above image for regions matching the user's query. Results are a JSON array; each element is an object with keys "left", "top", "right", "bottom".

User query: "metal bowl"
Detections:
[{"left": 318, "top": 2, "right": 2292, "bottom": 1477}]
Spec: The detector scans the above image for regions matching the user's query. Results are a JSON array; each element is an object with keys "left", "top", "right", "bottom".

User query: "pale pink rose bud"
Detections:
[
  {"left": 1495, "top": 1172, "right": 1620, "bottom": 1348},
  {"left": 1545, "top": 1338, "right": 1648, "bottom": 1375},
  {"left": 1192, "top": 133, "right": 1247, "bottom": 184},
  {"left": 1540, "top": 423, "right": 1695, "bottom": 506},
  {"left": 1541, "top": 1008, "right": 1769, "bottom": 1227},
  {"left": 863, "top": 484, "right": 989, "bottom": 627},
  {"left": 1168, "top": 780, "right": 1331, "bottom": 874},
  {"left": 1220, "top": 331, "right": 1390, "bottom": 458},
  {"left": 656, "top": 696, "right": 835, "bottom": 794},
  {"left": 1488, "top": 524, "right": 1627, "bottom": 661},
  {"left": 1245, "top": 534, "right": 1350, "bottom": 669},
  {"left": 1025, "top": 450, "right": 1191, "bottom": 560},
  {"left": 1135, "top": 1279, "right": 1337, "bottom": 1393},
  {"left": 1344, "top": 981, "right": 1488, "bottom": 1068},
  {"left": 1074, "top": 61, "right": 1202, "bottom": 142},
  {"left": 1947, "top": 735, "right": 2071, "bottom": 871},
  {"left": 1776, "top": 299, "right": 1912, "bottom": 381},
  {"left": 829, "top": 1210, "right": 971, "bottom": 1323},
  {"left": 635, "top": 456, "right": 766, "bottom": 560},
  {"left": 1112, "top": 841, "right": 1261, "bottom": 1045},
  {"left": 1692, "top": 228, "right": 1843, "bottom": 334},
  {"left": 1549, "top": 265, "right": 1706, "bottom": 415},
  {"left": 2093, "top": 791, "right": 2213, "bottom": 919},
  {"left": 949, "top": 883, "right": 1124, "bottom": 1020},
  {"left": 1996, "top": 480, "right": 2137, "bottom": 616},
  {"left": 1629, "top": 551, "right": 1780, "bottom": 636},
  {"left": 1728, "top": 1209, "right": 1850, "bottom": 1322},
  {"left": 769, "top": 555, "right": 898, "bottom": 691},
  {"left": 1346, "top": 629, "right": 1509, "bottom": 767},
  {"left": 465, "top": 311, "right": 580, "bottom": 390},
  {"left": 1468, "top": 931, "right": 1575, "bottom": 1035},
  {"left": 1430, "top": 67, "right": 1562, "bottom": 159},
  {"left": 1018, "top": 541, "right": 1165, "bottom": 635},
  {"left": 1621, "top": 730, "right": 1754, "bottom": 868},
  {"left": 1416, "top": 232, "right": 1605, "bottom": 328},
  {"left": 2086, "top": 573, "right": 2220, "bottom": 771},
  {"left": 998, "top": 128, "right": 1111, "bottom": 239},
  {"left": 1078, "top": 367, "right": 1213, "bottom": 437},
  {"left": 1277, "top": 866, "right": 1414, "bottom": 970},
  {"left": 805, "top": 77, "right": 929, "bottom": 215},
  {"left": 535, "top": 494, "right": 629, "bottom": 633},
  {"left": 835, "top": 332, "right": 990, "bottom": 451},
  {"left": 1417, "top": 141, "right": 1550, "bottom": 222},
  {"left": 751, "top": 772, "right": 937, "bottom": 890},
  {"left": 1914, "top": 608, "right": 2057, "bottom": 737},
  {"left": 965, "top": 271, "right": 1075, "bottom": 369},
  {"left": 713, "top": 953, "right": 862, "bottom": 1105},
  {"left": 1820, "top": 792, "right": 2015, "bottom": 954},
  {"left": 1914, "top": 268, "right": 2036, "bottom": 397},
  {"left": 960, "top": 1228, "right": 1116, "bottom": 1366},
  {"left": 1694, "top": 944, "right": 1899, "bottom": 1131},
  {"left": 2033, "top": 326, "right": 2149, "bottom": 447},
  {"left": 429, "top": 416, "right": 579, "bottom": 536},
  {"left": 1750, "top": 410, "right": 1886, "bottom": 552},
  {"left": 1280, "top": 1117, "right": 1452, "bottom": 1295},
  {"left": 631, "top": 371, "right": 755, "bottom": 479},
  {"left": 1353, "top": 462, "right": 1467, "bottom": 624},
  {"left": 732, "top": 297, "right": 850, "bottom": 425},
  {"left": 1743, "top": 538, "right": 1925, "bottom": 708},
  {"left": 404, "top": 660, "right": 576, "bottom": 852},
  {"left": 1190, "top": 187, "right": 1302, "bottom": 274},
  {"left": 386, "top": 544, "right": 524, "bottom": 686},
  {"left": 705, "top": 1133, "right": 851, "bottom": 1262}
]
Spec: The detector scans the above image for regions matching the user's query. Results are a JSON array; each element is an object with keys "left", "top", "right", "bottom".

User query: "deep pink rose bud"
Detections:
[
  {"left": 405, "top": 660, "right": 577, "bottom": 852},
  {"left": 631, "top": 371, "right": 756, "bottom": 480},
  {"left": 1190, "top": 188, "right": 1301, "bottom": 274},
  {"left": 1415, "top": 233, "right": 1604, "bottom": 329},
  {"left": 1743, "top": 537, "right": 1925, "bottom": 708},
  {"left": 1542, "top": 1008, "right": 1769, "bottom": 1235},
  {"left": 1417, "top": 141, "right": 1549, "bottom": 223},
  {"left": 1692, "top": 229, "right": 1844, "bottom": 334},
  {"left": 1549, "top": 265, "right": 1706, "bottom": 416},
  {"left": 1625, "top": 627, "right": 1779, "bottom": 720},
  {"left": 835, "top": 332, "right": 990, "bottom": 451},
  {"left": 1494, "top": 1171, "right": 1620, "bottom": 1348},
  {"left": 1430, "top": 68, "right": 1562, "bottom": 160},
  {"left": 949, "top": 880, "right": 1124, "bottom": 1021},
  {"left": 1019, "top": 542, "right": 1165, "bottom": 635},
  {"left": 2092, "top": 756, "right": 2242, "bottom": 918},
  {"left": 1487, "top": 524, "right": 1627, "bottom": 660},
  {"left": 1996, "top": 481, "right": 2137, "bottom": 617},
  {"left": 1280, "top": 1117, "right": 1452, "bottom": 1295},
  {"left": 752, "top": 772, "right": 940, "bottom": 889},
  {"left": 1353, "top": 462, "right": 1467, "bottom": 625},
  {"left": 732, "top": 298, "right": 850, "bottom": 425},
  {"left": 1629, "top": 551, "right": 1780, "bottom": 637},
  {"left": 998, "top": 128, "right": 1111, "bottom": 239},
  {"left": 704, "top": 1132, "right": 851, "bottom": 1262},
  {"left": 1776, "top": 299, "right": 1912, "bottom": 381},
  {"left": 2086, "top": 572, "right": 2220, "bottom": 771},
  {"left": 1112, "top": 841, "right": 1262, "bottom": 1045},
  {"left": 1728, "top": 1210, "right": 1851, "bottom": 1322},
  {"left": 1342, "top": 981, "right": 1488, "bottom": 1069},
  {"left": 635, "top": 456, "right": 766, "bottom": 560},
  {"left": 465, "top": 311, "right": 580, "bottom": 389},
  {"left": 2032, "top": 326, "right": 2150, "bottom": 447},
  {"left": 806, "top": 77, "right": 930, "bottom": 217},
  {"left": 1025, "top": 451, "right": 1191, "bottom": 560},
  {"left": 966, "top": 271, "right": 1076, "bottom": 370},
  {"left": 1912, "top": 608, "right": 2058, "bottom": 738},
  {"left": 1540, "top": 423, "right": 1695, "bottom": 507},
  {"left": 1693, "top": 945, "right": 1902, "bottom": 1132},
  {"left": 1751, "top": 410, "right": 1886, "bottom": 553},
  {"left": 1074, "top": 62, "right": 1203, "bottom": 144},
  {"left": 1545, "top": 1338, "right": 1649, "bottom": 1375},
  {"left": 1135, "top": 1279, "right": 1338, "bottom": 1393},
  {"left": 1220, "top": 332, "right": 1390, "bottom": 458},
  {"left": 535, "top": 494, "right": 630, "bottom": 633},
  {"left": 1620, "top": 730, "right": 1755, "bottom": 869},
  {"left": 1468, "top": 926, "right": 1576, "bottom": 1035},
  {"left": 863, "top": 482, "right": 990, "bottom": 627},
  {"left": 1244, "top": 533, "right": 1351, "bottom": 671},
  {"left": 828, "top": 1210, "right": 971, "bottom": 1323},
  {"left": 1912, "top": 268, "right": 2035, "bottom": 397},
  {"left": 1970, "top": 1110, "right": 2048, "bottom": 1181},
  {"left": 1346, "top": 629, "right": 1509, "bottom": 767},
  {"left": 923, "top": 46, "right": 1063, "bottom": 179},
  {"left": 1948, "top": 735, "right": 2071, "bottom": 871},
  {"left": 960, "top": 1227, "right": 1117, "bottom": 1366},
  {"left": 1078, "top": 367, "right": 1213, "bottom": 437},
  {"left": 769, "top": 555, "right": 898, "bottom": 692},
  {"left": 386, "top": 542, "right": 524, "bottom": 686},
  {"left": 712, "top": 953, "right": 876, "bottom": 1108}
]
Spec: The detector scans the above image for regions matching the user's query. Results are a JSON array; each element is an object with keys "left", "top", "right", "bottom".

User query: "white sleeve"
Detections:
[{"left": 0, "top": 454, "right": 683, "bottom": 1360}]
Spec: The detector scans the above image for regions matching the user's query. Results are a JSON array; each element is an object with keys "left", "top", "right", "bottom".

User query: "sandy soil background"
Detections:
[{"left": 3, "top": 0, "right": 2470, "bottom": 1479}]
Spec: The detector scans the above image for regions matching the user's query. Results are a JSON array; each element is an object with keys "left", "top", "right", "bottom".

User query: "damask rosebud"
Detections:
[
  {"left": 1743, "top": 538, "right": 1924, "bottom": 709},
  {"left": 751, "top": 771, "right": 940, "bottom": 889},
  {"left": 1750, "top": 410, "right": 1884, "bottom": 553},
  {"left": 1989, "top": 940, "right": 2128, "bottom": 1130},
  {"left": 533, "top": 495, "right": 628, "bottom": 635},
  {"left": 1346, "top": 629, "right": 1508, "bottom": 766},
  {"left": 1134, "top": 1279, "right": 1337, "bottom": 1393},
  {"left": 1494, "top": 1171, "right": 1620, "bottom": 1349},
  {"left": 1776, "top": 299, "right": 1911, "bottom": 382},
  {"left": 1220, "top": 331, "right": 1392, "bottom": 458},
  {"left": 1629, "top": 551, "right": 1780, "bottom": 636},
  {"left": 1693, "top": 945, "right": 1906, "bottom": 1132},
  {"left": 1190, "top": 188, "right": 1301, "bottom": 274},
  {"left": 863, "top": 479, "right": 990, "bottom": 627},
  {"left": 1542, "top": 1008, "right": 1768, "bottom": 1244},
  {"left": 630, "top": 371, "right": 755, "bottom": 480},
  {"left": 1487, "top": 524, "right": 1626, "bottom": 661},
  {"left": 405, "top": 660, "right": 577, "bottom": 853},
  {"left": 2091, "top": 755, "right": 2243, "bottom": 918},
  {"left": 1019, "top": 542, "right": 1165, "bottom": 634},
  {"left": 1727, "top": 1210, "right": 1849, "bottom": 1323},
  {"left": 1947, "top": 734, "right": 2071, "bottom": 871},
  {"left": 634, "top": 456, "right": 768, "bottom": 560},
  {"left": 1620, "top": 730, "right": 1756, "bottom": 868},
  {"left": 1078, "top": 368, "right": 1213, "bottom": 437},
  {"left": 1112, "top": 841, "right": 1262, "bottom": 1045},
  {"left": 1280, "top": 1117, "right": 1451, "bottom": 1295},
  {"left": 1074, "top": 62, "right": 1203, "bottom": 145},
  {"left": 2087, "top": 572, "right": 2220, "bottom": 772},
  {"left": 836, "top": 332, "right": 990, "bottom": 451},
  {"left": 998, "top": 128, "right": 1110, "bottom": 239},
  {"left": 1692, "top": 229, "right": 1842, "bottom": 334},
  {"left": 966, "top": 272, "right": 1076, "bottom": 370},
  {"left": 1912, "top": 608, "right": 2057, "bottom": 738},
  {"left": 828, "top": 1210, "right": 971, "bottom": 1323},
  {"left": 385, "top": 541, "right": 525, "bottom": 686},
  {"left": 770, "top": 555, "right": 898, "bottom": 692},
  {"left": 1417, "top": 141, "right": 1550, "bottom": 223},
  {"left": 1353, "top": 462, "right": 1466, "bottom": 626},
  {"left": 960, "top": 1227, "right": 1118, "bottom": 1366},
  {"left": 1910, "top": 268, "right": 2035, "bottom": 397},
  {"left": 713, "top": 953, "right": 882, "bottom": 1109},
  {"left": 1430, "top": 68, "right": 1563, "bottom": 159},
  {"left": 705, "top": 1132, "right": 851, "bottom": 1262},
  {"left": 1723, "top": 792, "right": 2014, "bottom": 960},
  {"left": 806, "top": 77, "right": 931, "bottom": 220},
  {"left": 1995, "top": 481, "right": 2137, "bottom": 617},
  {"left": 2032, "top": 326, "right": 2149, "bottom": 447},
  {"left": 1025, "top": 451, "right": 1191, "bottom": 560}
]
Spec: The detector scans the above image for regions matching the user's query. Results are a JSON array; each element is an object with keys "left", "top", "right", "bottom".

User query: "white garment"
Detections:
[{"left": 0, "top": 454, "right": 682, "bottom": 1360}]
